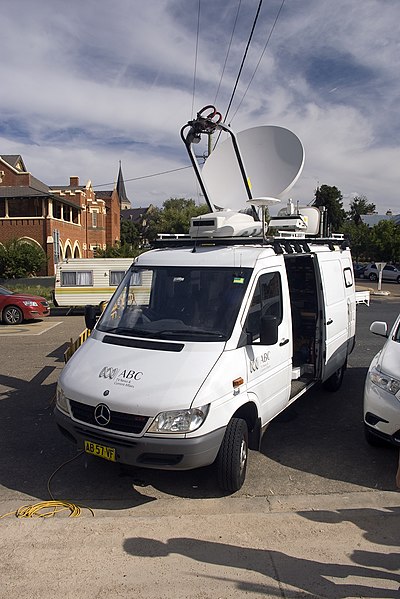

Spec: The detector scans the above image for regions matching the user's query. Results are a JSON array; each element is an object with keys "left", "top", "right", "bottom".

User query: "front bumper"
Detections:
[
  {"left": 363, "top": 377, "right": 400, "bottom": 446},
  {"left": 54, "top": 407, "right": 226, "bottom": 470}
]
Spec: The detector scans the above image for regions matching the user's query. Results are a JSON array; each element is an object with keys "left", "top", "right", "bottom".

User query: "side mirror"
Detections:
[
  {"left": 370, "top": 321, "right": 388, "bottom": 337},
  {"left": 260, "top": 315, "right": 279, "bottom": 345},
  {"left": 84, "top": 305, "right": 98, "bottom": 331}
]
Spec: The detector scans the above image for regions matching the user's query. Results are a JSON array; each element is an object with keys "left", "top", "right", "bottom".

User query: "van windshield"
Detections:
[{"left": 97, "top": 266, "right": 251, "bottom": 341}]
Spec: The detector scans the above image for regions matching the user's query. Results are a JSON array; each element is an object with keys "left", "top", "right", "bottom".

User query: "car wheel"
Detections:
[
  {"left": 217, "top": 418, "right": 248, "bottom": 493},
  {"left": 3, "top": 305, "right": 23, "bottom": 325},
  {"left": 369, "top": 273, "right": 378, "bottom": 282},
  {"left": 397, "top": 276, "right": 400, "bottom": 284},
  {"left": 323, "top": 364, "right": 345, "bottom": 392}
]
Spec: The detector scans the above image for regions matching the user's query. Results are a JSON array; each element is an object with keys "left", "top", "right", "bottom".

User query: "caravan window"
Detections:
[
  {"left": 61, "top": 271, "right": 93, "bottom": 286},
  {"left": 109, "top": 271, "right": 126, "bottom": 286}
]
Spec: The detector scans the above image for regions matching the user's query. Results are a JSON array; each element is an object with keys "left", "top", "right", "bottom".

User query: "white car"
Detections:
[{"left": 364, "top": 314, "right": 400, "bottom": 446}]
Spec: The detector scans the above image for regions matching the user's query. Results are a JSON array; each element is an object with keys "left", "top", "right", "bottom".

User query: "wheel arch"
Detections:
[{"left": 232, "top": 400, "right": 260, "bottom": 450}]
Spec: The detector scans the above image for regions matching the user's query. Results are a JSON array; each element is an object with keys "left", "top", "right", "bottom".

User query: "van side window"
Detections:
[
  {"left": 343, "top": 267, "right": 353, "bottom": 288},
  {"left": 61, "top": 271, "right": 93, "bottom": 286},
  {"left": 245, "top": 272, "right": 282, "bottom": 342}
]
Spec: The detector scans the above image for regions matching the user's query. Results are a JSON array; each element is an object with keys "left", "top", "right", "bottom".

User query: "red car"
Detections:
[{"left": 0, "top": 286, "right": 50, "bottom": 325}]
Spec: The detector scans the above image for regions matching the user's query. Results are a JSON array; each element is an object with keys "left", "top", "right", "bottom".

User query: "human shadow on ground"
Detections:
[{"left": 123, "top": 533, "right": 400, "bottom": 598}]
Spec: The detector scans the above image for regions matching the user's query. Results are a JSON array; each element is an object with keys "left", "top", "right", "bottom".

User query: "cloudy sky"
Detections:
[{"left": 1, "top": 0, "right": 399, "bottom": 215}]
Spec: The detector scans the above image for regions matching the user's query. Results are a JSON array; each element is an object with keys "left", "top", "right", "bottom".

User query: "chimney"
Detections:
[{"left": 70, "top": 176, "right": 79, "bottom": 187}]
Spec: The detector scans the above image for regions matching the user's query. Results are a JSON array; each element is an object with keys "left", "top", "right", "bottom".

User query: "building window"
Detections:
[
  {"left": 92, "top": 211, "right": 98, "bottom": 227},
  {"left": 61, "top": 271, "right": 93, "bottom": 286}
]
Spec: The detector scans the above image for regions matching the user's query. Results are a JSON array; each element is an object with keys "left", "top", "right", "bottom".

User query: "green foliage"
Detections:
[
  {"left": 0, "top": 239, "right": 47, "bottom": 278},
  {"left": 94, "top": 243, "right": 142, "bottom": 259},
  {"left": 3, "top": 284, "right": 53, "bottom": 301},
  {"left": 348, "top": 195, "right": 376, "bottom": 224},
  {"left": 313, "top": 185, "right": 346, "bottom": 233},
  {"left": 340, "top": 220, "right": 372, "bottom": 262},
  {"left": 369, "top": 220, "right": 400, "bottom": 262},
  {"left": 145, "top": 198, "right": 209, "bottom": 241},
  {"left": 120, "top": 219, "right": 140, "bottom": 246}
]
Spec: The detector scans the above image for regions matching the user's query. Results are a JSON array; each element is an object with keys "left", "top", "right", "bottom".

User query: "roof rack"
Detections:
[{"left": 153, "top": 235, "right": 350, "bottom": 254}]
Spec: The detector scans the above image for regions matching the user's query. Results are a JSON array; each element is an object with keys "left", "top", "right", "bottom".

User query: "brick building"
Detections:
[{"left": 0, "top": 155, "right": 123, "bottom": 275}]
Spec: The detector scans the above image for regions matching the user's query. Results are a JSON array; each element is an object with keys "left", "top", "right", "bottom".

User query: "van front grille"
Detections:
[{"left": 69, "top": 399, "right": 149, "bottom": 434}]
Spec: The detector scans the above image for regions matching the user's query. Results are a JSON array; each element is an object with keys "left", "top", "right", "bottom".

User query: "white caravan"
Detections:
[
  {"left": 54, "top": 107, "right": 356, "bottom": 491},
  {"left": 54, "top": 258, "right": 133, "bottom": 307}
]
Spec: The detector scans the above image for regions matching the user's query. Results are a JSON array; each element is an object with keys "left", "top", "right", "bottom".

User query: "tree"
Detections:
[
  {"left": 369, "top": 220, "right": 400, "bottom": 263},
  {"left": 120, "top": 219, "right": 140, "bottom": 247},
  {"left": 340, "top": 220, "right": 372, "bottom": 262},
  {"left": 0, "top": 239, "right": 47, "bottom": 278},
  {"left": 313, "top": 185, "right": 346, "bottom": 234},
  {"left": 145, "top": 198, "right": 209, "bottom": 241},
  {"left": 348, "top": 195, "right": 376, "bottom": 225}
]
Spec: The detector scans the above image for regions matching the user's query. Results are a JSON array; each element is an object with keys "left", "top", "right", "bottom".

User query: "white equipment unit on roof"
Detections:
[{"left": 189, "top": 210, "right": 263, "bottom": 238}]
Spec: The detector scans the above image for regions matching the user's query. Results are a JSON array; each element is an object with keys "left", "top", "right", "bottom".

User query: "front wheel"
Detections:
[
  {"left": 369, "top": 273, "right": 378, "bottom": 282},
  {"left": 323, "top": 364, "right": 345, "bottom": 392},
  {"left": 217, "top": 418, "right": 248, "bottom": 492},
  {"left": 3, "top": 305, "right": 23, "bottom": 325}
]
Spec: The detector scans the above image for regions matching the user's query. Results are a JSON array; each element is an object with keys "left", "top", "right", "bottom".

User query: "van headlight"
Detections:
[
  {"left": 56, "top": 385, "right": 70, "bottom": 414},
  {"left": 369, "top": 367, "right": 400, "bottom": 397},
  {"left": 147, "top": 405, "right": 210, "bottom": 433}
]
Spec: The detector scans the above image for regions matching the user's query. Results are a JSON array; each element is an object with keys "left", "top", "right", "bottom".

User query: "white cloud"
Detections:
[{"left": 0, "top": 0, "right": 399, "bottom": 215}]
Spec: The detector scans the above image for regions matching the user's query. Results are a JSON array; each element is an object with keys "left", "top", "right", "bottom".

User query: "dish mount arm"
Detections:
[{"left": 181, "top": 105, "right": 253, "bottom": 213}]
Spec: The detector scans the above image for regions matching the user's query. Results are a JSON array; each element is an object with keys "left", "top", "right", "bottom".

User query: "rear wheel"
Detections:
[
  {"left": 323, "top": 364, "right": 345, "bottom": 392},
  {"left": 369, "top": 273, "right": 378, "bottom": 281},
  {"left": 217, "top": 418, "right": 248, "bottom": 492},
  {"left": 3, "top": 305, "right": 23, "bottom": 325}
]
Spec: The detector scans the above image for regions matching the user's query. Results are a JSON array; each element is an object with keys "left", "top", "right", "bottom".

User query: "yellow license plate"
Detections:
[{"left": 84, "top": 440, "right": 116, "bottom": 462}]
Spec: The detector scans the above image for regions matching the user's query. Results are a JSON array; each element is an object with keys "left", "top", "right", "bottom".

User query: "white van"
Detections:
[
  {"left": 54, "top": 258, "right": 133, "bottom": 307},
  {"left": 55, "top": 231, "right": 356, "bottom": 490},
  {"left": 54, "top": 108, "right": 356, "bottom": 491}
]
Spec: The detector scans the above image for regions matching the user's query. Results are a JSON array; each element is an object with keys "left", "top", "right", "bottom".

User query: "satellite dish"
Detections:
[{"left": 202, "top": 125, "right": 304, "bottom": 211}]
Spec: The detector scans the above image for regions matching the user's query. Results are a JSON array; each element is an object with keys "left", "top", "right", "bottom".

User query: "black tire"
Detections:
[
  {"left": 322, "top": 364, "right": 345, "bottom": 392},
  {"left": 217, "top": 418, "right": 248, "bottom": 492},
  {"left": 369, "top": 273, "right": 377, "bottom": 282},
  {"left": 397, "top": 276, "right": 400, "bottom": 284},
  {"left": 3, "top": 305, "right": 23, "bottom": 325}
]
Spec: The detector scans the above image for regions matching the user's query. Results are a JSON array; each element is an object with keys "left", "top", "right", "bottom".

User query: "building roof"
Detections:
[
  {"left": 0, "top": 154, "right": 27, "bottom": 172},
  {"left": 121, "top": 206, "right": 153, "bottom": 223},
  {"left": 95, "top": 190, "right": 113, "bottom": 200},
  {"left": 116, "top": 163, "right": 130, "bottom": 207},
  {"left": 360, "top": 214, "right": 400, "bottom": 227}
]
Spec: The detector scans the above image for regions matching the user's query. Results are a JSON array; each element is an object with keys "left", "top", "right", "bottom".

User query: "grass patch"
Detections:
[{"left": 3, "top": 284, "right": 54, "bottom": 303}]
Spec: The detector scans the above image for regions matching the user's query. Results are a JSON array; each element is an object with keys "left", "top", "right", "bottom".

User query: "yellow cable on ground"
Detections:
[{"left": 0, "top": 451, "right": 94, "bottom": 519}]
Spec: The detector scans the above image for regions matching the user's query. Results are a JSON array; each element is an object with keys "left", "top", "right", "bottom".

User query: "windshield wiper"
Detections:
[{"left": 155, "top": 328, "right": 225, "bottom": 339}]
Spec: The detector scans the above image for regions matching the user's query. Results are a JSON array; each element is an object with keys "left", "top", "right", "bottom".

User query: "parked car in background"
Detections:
[
  {"left": 353, "top": 263, "right": 367, "bottom": 278},
  {"left": 0, "top": 286, "right": 50, "bottom": 325},
  {"left": 364, "top": 314, "right": 400, "bottom": 447},
  {"left": 363, "top": 263, "right": 400, "bottom": 283}
]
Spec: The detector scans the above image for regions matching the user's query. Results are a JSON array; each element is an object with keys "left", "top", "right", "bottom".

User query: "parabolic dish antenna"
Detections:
[{"left": 202, "top": 125, "right": 304, "bottom": 212}]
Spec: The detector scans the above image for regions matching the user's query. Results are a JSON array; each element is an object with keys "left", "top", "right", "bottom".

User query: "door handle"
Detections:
[
  {"left": 279, "top": 338, "right": 289, "bottom": 346},
  {"left": 327, "top": 318, "right": 333, "bottom": 325}
]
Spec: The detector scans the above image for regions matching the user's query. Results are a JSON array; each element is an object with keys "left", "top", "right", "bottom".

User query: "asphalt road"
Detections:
[
  {"left": 0, "top": 296, "right": 399, "bottom": 510},
  {"left": 1, "top": 298, "right": 400, "bottom": 599}
]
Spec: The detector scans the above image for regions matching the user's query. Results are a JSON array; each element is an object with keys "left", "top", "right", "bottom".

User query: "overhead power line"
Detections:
[
  {"left": 230, "top": 0, "right": 286, "bottom": 123},
  {"left": 214, "top": 0, "right": 243, "bottom": 106},
  {"left": 222, "top": 0, "right": 264, "bottom": 126},
  {"left": 92, "top": 165, "right": 192, "bottom": 190}
]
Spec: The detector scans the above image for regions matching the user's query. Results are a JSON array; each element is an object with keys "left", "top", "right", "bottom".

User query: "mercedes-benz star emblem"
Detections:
[{"left": 94, "top": 403, "right": 111, "bottom": 426}]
